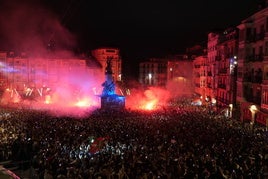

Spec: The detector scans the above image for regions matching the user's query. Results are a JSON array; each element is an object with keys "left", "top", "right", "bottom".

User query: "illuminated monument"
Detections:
[{"left": 100, "top": 56, "right": 125, "bottom": 110}]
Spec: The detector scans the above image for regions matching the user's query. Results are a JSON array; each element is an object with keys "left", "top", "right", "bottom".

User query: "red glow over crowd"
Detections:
[
  {"left": 0, "top": 87, "right": 171, "bottom": 113},
  {"left": 126, "top": 87, "right": 171, "bottom": 111},
  {"left": 0, "top": 83, "right": 173, "bottom": 116}
]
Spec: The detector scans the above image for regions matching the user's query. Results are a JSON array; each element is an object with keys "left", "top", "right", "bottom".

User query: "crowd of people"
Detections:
[{"left": 0, "top": 98, "right": 268, "bottom": 179}]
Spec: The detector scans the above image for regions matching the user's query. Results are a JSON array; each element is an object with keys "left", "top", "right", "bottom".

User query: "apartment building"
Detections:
[
  {"left": 215, "top": 28, "right": 238, "bottom": 110},
  {"left": 193, "top": 55, "right": 207, "bottom": 102},
  {"left": 236, "top": 6, "right": 268, "bottom": 125},
  {"left": 206, "top": 32, "right": 220, "bottom": 104},
  {"left": 0, "top": 51, "right": 102, "bottom": 102},
  {"left": 139, "top": 58, "right": 167, "bottom": 87},
  {"left": 166, "top": 55, "right": 194, "bottom": 96},
  {"left": 193, "top": 28, "right": 238, "bottom": 116},
  {"left": 139, "top": 55, "right": 194, "bottom": 96}
]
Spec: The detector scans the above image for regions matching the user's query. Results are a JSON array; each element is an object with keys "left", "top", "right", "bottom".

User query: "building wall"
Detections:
[
  {"left": 236, "top": 7, "right": 268, "bottom": 125},
  {"left": 139, "top": 56, "right": 194, "bottom": 96},
  {"left": 0, "top": 51, "right": 102, "bottom": 98},
  {"left": 193, "top": 55, "right": 207, "bottom": 100},
  {"left": 166, "top": 59, "right": 194, "bottom": 96},
  {"left": 139, "top": 58, "right": 167, "bottom": 86},
  {"left": 216, "top": 28, "right": 238, "bottom": 109},
  {"left": 207, "top": 32, "right": 219, "bottom": 102}
]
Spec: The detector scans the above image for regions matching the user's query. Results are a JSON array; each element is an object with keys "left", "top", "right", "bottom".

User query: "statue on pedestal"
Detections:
[{"left": 100, "top": 56, "right": 125, "bottom": 110}]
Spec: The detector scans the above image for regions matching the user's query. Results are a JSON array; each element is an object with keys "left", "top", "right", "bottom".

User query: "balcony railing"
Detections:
[
  {"left": 215, "top": 97, "right": 229, "bottom": 104},
  {"left": 245, "top": 55, "right": 264, "bottom": 62},
  {"left": 244, "top": 95, "right": 261, "bottom": 105},
  {"left": 246, "top": 35, "right": 256, "bottom": 43},
  {"left": 256, "top": 32, "right": 265, "bottom": 41},
  {"left": 218, "top": 84, "right": 226, "bottom": 89},
  {"left": 215, "top": 56, "right": 221, "bottom": 61},
  {"left": 243, "top": 75, "right": 262, "bottom": 83},
  {"left": 219, "top": 68, "right": 227, "bottom": 74}
]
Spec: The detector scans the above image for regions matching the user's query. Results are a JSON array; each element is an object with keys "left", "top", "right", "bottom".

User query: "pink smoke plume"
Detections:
[
  {"left": 126, "top": 87, "right": 171, "bottom": 111},
  {"left": 0, "top": 1, "right": 106, "bottom": 117},
  {"left": 0, "top": 0, "right": 76, "bottom": 55}
]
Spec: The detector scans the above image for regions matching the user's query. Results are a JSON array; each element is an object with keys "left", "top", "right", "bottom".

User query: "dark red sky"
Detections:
[
  {"left": 0, "top": 0, "right": 261, "bottom": 78},
  {"left": 49, "top": 0, "right": 259, "bottom": 52},
  {"left": 46, "top": 0, "right": 261, "bottom": 78}
]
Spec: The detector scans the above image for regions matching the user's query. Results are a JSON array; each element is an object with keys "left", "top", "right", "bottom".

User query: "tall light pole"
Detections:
[
  {"left": 249, "top": 105, "right": 258, "bottom": 131},
  {"left": 229, "top": 104, "right": 233, "bottom": 118},
  {"left": 148, "top": 73, "right": 152, "bottom": 85}
]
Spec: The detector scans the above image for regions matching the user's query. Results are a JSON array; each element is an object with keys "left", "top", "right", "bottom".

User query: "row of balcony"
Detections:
[
  {"left": 218, "top": 68, "right": 228, "bottom": 74},
  {"left": 245, "top": 32, "right": 265, "bottom": 43},
  {"left": 244, "top": 95, "right": 261, "bottom": 105},
  {"left": 218, "top": 84, "right": 226, "bottom": 89},
  {"left": 245, "top": 54, "right": 264, "bottom": 62},
  {"left": 243, "top": 75, "right": 262, "bottom": 83},
  {"left": 215, "top": 97, "right": 230, "bottom": 105}
]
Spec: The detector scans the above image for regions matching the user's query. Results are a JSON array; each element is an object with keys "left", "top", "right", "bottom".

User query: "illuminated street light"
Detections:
[
  {"left": 249, "top": 105, "right": 258, "bottom": 131},
  {"left": 229, "top": 104, "right": 233, "bottom": 118},
  {"left": 148, "top": 73, "right": 152, "bottom": 85}
]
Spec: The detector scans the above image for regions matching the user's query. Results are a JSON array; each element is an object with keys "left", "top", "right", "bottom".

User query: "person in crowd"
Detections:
[{"left": 0, "top": 97, "right": 267, "bottom": 178}]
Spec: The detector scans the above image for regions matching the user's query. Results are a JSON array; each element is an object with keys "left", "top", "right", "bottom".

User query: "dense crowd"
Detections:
[{"left": 0, "top": 99, "right": 268, "bottom": 179}]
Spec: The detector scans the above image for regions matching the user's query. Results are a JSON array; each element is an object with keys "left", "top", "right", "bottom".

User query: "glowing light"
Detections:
[
  {"left": 249, "top": 105, "right": 257, "bottom": 113},
  {"left": 143, "top": 99, "right": 157, "bottom": 110},
  {"left": 119, "top": 89, "right": 124, "bottom": 96},
  {"left": 92, "top": 87, "right": 97, "bottom": 95},
  {"left": 45, "top": 95, "right": 51, "bottom": 104},
  {"left": 74, "top": 98, "right": 92, "bottom": 108},
  {"left": 75, "top": 101, "right": 88, "bottom": 107},
  {"left": 37, "top": 88, "right": 43, "bottom": 96},
  {"left": 126, "top": 89, "right": 130, "bottom": 95}
]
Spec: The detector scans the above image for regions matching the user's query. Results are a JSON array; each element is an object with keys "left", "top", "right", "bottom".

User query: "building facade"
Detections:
[
  {"left": 206, "top": 32, "right": 220, "bottom": 104},
  {"left": 139, "top": 58, "right": 167, "bottom": 87},
  {"left": 0, "top": 51, "right": 102, "bottom": 103},
  {"left": 193, "top": 55, "right": 207, "bottom": 102},
  {"left": 139, "top": 55, "right": 194, "bottom": 96},
  {"left": 166, "top": 55, "right": 194, "bottom": 96},
  {"left": 236, "top": 6, "right": 268, "bottom": 125},
  {"left": 193, "top": 28, "right": 238, "bottom": 115},
  {"left": 215, "top": 28, "right": 238, "bottom": 111}
]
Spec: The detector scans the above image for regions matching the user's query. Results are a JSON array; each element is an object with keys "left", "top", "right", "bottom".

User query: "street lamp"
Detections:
[
  {"left": 229, "top": 104, "right": 233, "bottom": 118},
  {"left": 148, "top": 73, "right": 152, "bottom": 85},
  {"left": 249, "top": 105, "right": 258, "bottom": 131}
]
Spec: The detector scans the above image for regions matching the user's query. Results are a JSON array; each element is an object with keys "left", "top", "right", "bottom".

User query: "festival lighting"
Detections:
[
  {"left": 44, "top": 95, "right": 51, "bottom": 104},
  {"left": 249, "top": 105, "right": 258, "bottom": 127},
  {"left": 144, "top": 99, "right": 157, "bottom": 110},
  {"left": 0, "top": 57, "right": 104, "bottom": 117},
  {"left": 75, "top": 98, "right": 91, "bottom": 108}
]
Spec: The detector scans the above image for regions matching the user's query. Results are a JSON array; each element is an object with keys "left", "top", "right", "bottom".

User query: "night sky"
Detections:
[{"left": 0, "top": 0, "right": 261, "bottom": 79}]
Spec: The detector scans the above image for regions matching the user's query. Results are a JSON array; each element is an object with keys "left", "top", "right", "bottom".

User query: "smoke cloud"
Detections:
[{"left": 0, "top": 0, "right": 76, "bottom": 55}]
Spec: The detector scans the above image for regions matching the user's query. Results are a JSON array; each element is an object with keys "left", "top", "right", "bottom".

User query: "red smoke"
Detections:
[
  {"left": 0, "top": 57, "right": 103, "bottom": 117},
  {"left": 0, "top": 1, "right": 76, "bottom": 55},
  {"left": 126, "top": 87, "right": 171, "bottom": 111}
]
